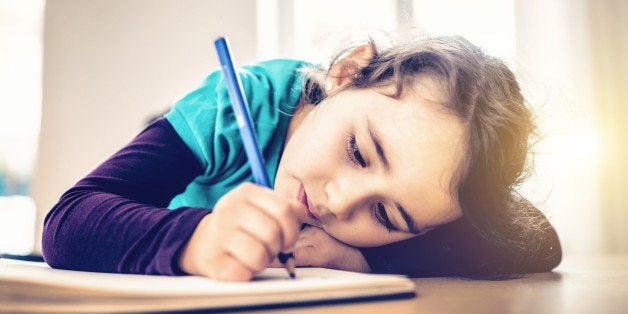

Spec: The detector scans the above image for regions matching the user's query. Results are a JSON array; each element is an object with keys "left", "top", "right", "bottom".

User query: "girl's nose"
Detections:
[{"left": 324, "top": 177, "right": 370, "bottom": 220}]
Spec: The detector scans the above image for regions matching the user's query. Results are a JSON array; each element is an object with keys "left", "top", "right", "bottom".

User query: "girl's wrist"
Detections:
[{"left": 178, "top": 214, "right": 213, "bottom": 276}]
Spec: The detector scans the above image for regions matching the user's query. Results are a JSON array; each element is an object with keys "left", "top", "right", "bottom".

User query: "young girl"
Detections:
[{"left": 42, "top": 34, "right": 561, "bottom": 281}]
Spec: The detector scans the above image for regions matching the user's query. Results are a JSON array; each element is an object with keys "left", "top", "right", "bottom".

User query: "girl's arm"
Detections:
[
  {"left": 42, "top": 118, "right": 209, "bottom": 275},
  {"left": 359, "top": 216, "right": 562, "bottom": 278}
]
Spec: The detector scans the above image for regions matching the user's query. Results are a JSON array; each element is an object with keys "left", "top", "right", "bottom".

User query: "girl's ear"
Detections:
[{"left": 326, "top": 44, "right": 375, "bottom": 92}]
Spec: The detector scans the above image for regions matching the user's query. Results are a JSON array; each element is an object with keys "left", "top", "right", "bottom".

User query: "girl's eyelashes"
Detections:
[
  {"left": 346, "top": 134, "right": 398, "bottom": 232},
  {"left": 373, "top": 202, "right": 397, "bottom": 232},
  {"left": 347, "top": 133, "right": 367, "bottom": 167}
]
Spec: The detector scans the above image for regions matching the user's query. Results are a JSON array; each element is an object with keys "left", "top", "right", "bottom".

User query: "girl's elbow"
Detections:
[
  {"left": 540, "top": 226, "right": 563, "bottom": 271},
  {"left": 40, "top": 197, "right": 77, "bottom": 270}
]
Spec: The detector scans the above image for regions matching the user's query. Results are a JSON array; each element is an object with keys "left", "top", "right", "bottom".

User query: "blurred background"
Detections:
[{"left": 0, "top": 0, "right": 625, "bottom": 259}]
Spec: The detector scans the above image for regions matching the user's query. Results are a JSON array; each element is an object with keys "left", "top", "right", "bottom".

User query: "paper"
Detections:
[{"left": 0, "top": 259, "right": 415, "bottom": 313}]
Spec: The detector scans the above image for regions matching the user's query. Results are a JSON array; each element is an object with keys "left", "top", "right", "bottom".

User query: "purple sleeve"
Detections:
[{"left": 42, "top": 118, "right": 209, "bottom": 275}]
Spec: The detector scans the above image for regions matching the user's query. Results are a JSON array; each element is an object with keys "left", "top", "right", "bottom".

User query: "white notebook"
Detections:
[{"left": 0, "top": 259, "right": 415, "bottom": 313}]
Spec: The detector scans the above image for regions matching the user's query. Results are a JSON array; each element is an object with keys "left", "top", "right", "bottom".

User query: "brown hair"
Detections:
[{"left": 303, "top": 34, "right": 557, "bottom": 276}]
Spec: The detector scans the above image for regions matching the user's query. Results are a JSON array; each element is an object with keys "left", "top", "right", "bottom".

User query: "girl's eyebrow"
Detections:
[
  {"left": 365, "top": 118, "right": 420, "bottom": 234},
  {"left": 366, "top": 118, "right": 389, "bottom": 171},
  {"left": 396, "top": 202, "right": 420, "bottom": 234}
]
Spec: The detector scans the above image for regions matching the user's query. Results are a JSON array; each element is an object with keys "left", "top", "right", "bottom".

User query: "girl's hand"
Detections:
[
  {"left": 178, "top": 182, "right": 305, "bottom": 281},
  {"left": 270, "top": 225, "right": 371, "bottom": 273}
]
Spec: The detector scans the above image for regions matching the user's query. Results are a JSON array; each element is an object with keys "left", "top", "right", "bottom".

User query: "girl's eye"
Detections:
[
  {"left": 347, "top": 134, "right": 367, "bottom": 167},
  {"left": 374, "top": 202, "right": 397, "bottom": 232}
]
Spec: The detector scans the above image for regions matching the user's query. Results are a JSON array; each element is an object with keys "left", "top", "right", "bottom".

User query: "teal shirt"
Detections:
[{"left": 164, "top": 59, "right": 308, "bottom": 210}]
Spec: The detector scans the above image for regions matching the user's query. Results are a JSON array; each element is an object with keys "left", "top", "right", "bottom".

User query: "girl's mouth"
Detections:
[{"left": 298, "top": 184, "right": 320, "bottom": 222}]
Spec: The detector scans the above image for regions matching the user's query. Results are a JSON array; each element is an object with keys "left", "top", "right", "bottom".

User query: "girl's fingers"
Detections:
[
  {"left": 267, "top": 257, "right": 282, "bottom": 268},
  {"left": 225, "top": 229, "right": 274, "bottom": 273},
  {"left": 209, "top": 252, "right": 255, "bottom": 281},
  {"left": 204, "top": 182, "right": 307, "bottom": 280},
  {"left": 240, "top": 184, "right": 306, "bottom": 251},
  {"left": 235, "top": 205, "right": 282, "bottom": 257}
]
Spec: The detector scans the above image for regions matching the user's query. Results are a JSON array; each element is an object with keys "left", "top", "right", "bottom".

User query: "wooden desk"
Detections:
[
  {"left": 1, "top": 255, "right": 626, "bottom": 313},
  {"left": 257, "top": 254, "right": 628, "bottom": 314}
]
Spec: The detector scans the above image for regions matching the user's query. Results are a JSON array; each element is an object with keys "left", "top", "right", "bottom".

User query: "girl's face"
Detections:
[{"left": 274, "top": 77, "right": 468, "bottom": 247}]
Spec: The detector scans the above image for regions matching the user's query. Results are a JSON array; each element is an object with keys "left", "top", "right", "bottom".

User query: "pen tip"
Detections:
[{"left": 278, "top": 252, "right": 296, "bottom": 279}]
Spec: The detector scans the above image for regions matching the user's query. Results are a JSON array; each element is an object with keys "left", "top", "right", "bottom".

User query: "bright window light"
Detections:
[
  {"left": 414, "top": 0, "right": 516, "bottom": 62},
  {"left": 292, "top": 0, "right": 397, "bottom": 61},
  {"left": 0, "top": 196, "right": 36, "bottom": 255},
  {"left": 0, "top": 0, "right": 44, "bottom": 255}
]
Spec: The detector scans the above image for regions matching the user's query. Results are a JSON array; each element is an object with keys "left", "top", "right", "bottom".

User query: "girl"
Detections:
[{"left": 42, "top": 34, "right": 561, "bottom": 281}]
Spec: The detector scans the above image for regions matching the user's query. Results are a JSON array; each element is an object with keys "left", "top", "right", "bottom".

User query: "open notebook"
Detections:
[{"left": 0, "top": 259, "right": 415, "bottom": 313}]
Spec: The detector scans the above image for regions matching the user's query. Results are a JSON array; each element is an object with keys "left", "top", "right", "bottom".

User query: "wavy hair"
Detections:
[{"left": 302, "top": 34, "right": 559, "bottom": 276}]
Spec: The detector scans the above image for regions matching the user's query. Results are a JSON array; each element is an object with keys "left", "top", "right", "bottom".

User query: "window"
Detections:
[
  {"left": 257, "top": 0, "right": 397, "bottom": 62},
  {"left": 0, "top": 1, "right": 44, "bottom": 255},
  {"left": 258, "top": 0, "right": 515, "bottom": 62},
  {"left": 413, "top": 0, "right": 516, "bottom": 62}
]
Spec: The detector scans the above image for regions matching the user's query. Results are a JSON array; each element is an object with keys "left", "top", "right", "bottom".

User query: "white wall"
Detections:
[{"left": 31, "top": 0, "right": 257, "bottom": 254}]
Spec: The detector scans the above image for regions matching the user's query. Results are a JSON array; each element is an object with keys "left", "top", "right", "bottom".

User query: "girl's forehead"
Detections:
[
  {"left": 356, "top": 82, "right": 459, "bottom": 127},
  {"left": 322, "top": 76, "right": 465, "bottom": 141},
  {"left": 330, "top": 85, "right": 468, "bottom": 173},
  {"left": 377, "top": 73, "right": 450, "bottom": 103}
]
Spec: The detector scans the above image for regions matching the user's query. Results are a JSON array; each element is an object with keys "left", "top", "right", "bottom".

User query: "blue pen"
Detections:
[
  {"left": 214, "top": 36, "right": 296, "bottom": 279},
  {"left": 214, "top": 37, "right": 270, "bottom": 188}
]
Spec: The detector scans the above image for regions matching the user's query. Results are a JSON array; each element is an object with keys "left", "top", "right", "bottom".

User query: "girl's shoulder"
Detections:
[
  {"left": 246, "top": 58, "right": 313, "bottom": 70},
  {"left": 236, "top": 58, "right": 313, "bottom": 86},
  {"left": 164, "top": 58, "right": 310, "bottom": 172}
]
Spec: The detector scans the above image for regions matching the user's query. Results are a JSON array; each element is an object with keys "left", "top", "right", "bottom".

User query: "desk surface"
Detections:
[
  {"left": 2, "top": 254, "right": 626, "bottom": 313},
  {"left": 256, "top": 254, "right": 628, "bottom": 314}
]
